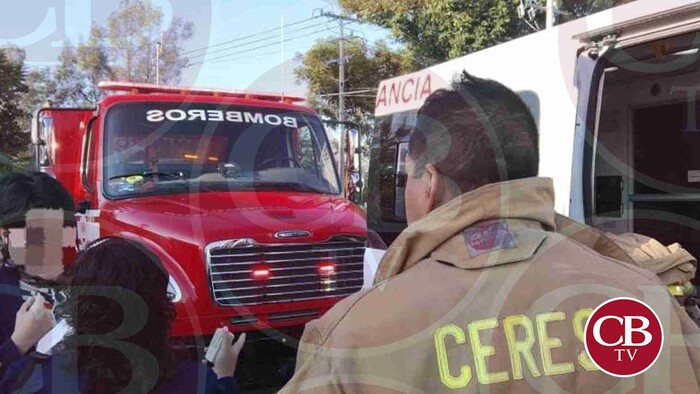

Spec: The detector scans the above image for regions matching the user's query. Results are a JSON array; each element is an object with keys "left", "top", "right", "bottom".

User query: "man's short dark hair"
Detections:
[
  {"left": 0, "top": 171, "right": 75, "bottom": 228},
  {"left": 408, "top": 71, "right": 539, "bottom": 193}
]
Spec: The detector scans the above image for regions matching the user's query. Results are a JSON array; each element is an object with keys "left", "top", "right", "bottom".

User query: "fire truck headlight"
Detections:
[{"left": 167, "top": 275, "right": 183, "bottom": 303}]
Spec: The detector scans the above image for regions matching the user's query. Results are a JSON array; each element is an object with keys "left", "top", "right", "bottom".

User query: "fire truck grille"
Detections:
[{"left": 206, "top": 237, "right": 366, "bottom": 306}]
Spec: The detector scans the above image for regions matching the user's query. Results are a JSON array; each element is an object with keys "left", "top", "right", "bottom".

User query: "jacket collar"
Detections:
[{"left": 373, "top": 177, "right": 556, "bottom": 283}]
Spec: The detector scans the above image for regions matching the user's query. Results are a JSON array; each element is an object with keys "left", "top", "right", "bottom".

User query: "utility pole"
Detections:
[
  {"left": 156, "top": 30, "right": 163, "bottom": 85},
  {"left": 320, "top": 10, "right": 357, "bottom": 197},
  {"left": 281, "top": 15, "right": 285, "bottom": 94},
  {"left": 338, "top": 15, "right": 347, "bottom": 196},
  {"left": 546, "top": 0, "right": 555, "bottom": 28},
  {"left": 320, "top": 11, "right": 354, "bottom": 122},
  {"left": 338, "top": 15, "right": 345, "bottom": 126}
]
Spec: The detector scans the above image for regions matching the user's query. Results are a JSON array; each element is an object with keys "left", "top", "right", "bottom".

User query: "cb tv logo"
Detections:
[{"left": 584, "top": 297, "right": 664, "bottom": 377}]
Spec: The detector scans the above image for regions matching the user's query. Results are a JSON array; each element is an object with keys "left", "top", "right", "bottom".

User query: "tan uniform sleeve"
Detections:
[
  {"left": 604, "top": 232, "right": 697, "bottom": 285},
  {"left": 672, "top": 298, "right": 700, "bottom": 384},
  {"left": 294, "top": 320, "right": 323, "bottom": 373},
  {"left": 280, "top": 288, "right": 380, "bottom": 393},
  {"left": 279, "top": 319, "right": 344, "bottom": 393}
]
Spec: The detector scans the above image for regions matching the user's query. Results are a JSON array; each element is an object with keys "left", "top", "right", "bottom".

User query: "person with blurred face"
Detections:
[
  {"left": 0, "top": 171, "right": 76, "bottom": 375},
  {"left": 280, "top": 72, "right": 700, "bottom": 393},
  {"left": 2, "top": 237, "right": 245, "bottom": 393}
]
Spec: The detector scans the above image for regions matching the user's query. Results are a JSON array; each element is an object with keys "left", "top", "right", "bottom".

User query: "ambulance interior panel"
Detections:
[{"left": 590, "top": 31, "right": 700, "bottom": 269}]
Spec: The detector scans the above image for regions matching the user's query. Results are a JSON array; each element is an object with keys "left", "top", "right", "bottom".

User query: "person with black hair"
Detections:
[
  {"left": 0, "top": 171, "right": 76, "bottom": 376},
  {"left": 2, "top": 237, "right": 244, "bottom": 393},
  {"left": 280, "top": 72, "right": 700, "bottom": 392}
]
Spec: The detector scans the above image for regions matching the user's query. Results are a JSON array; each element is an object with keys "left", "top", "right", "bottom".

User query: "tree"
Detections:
[
  {"left": 53, "top": 43, "right": 87, "bottom": 106},
  {"left": 340, "top": 0, "right": 520, "bottom": 64},
  {"left": 296, "top": 38, "right": 419, "bottom": 205},
  {"left": 340, "top": 0, "right": 637, "bottom": 64},
  {"left": 107, "top": 0, "right": 194, "bottom": 84},
  {"left": 76, "top": 26, "right": 113, "bottom": 104},
  {"left": 21, "top": 0, "right": 194, "bottom": 111},
  {"left": 558, "top": 0, "right": 636, "bottom": 23},
  {"left": 295, "top": 38, "right": 419, "bottom": 128},
  {"left": 24, "top": 68, "right": 55, "bottom": 109},
  {"left": 21, "top": 27, "right": 112, "bottom": 112},
  {"left": 20, "top": 0, "right": 193, "bottom": 144},
  {"left": 0, "top": 49, "right": 30, "bottom": 166}
]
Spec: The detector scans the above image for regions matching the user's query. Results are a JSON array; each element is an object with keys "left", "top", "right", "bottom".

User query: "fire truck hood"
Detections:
[{"left": 101, "top": 191, "right": 366, "bottom": 246}]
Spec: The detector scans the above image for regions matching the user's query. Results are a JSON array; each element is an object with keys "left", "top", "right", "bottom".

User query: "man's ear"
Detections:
[{"left": 424, "top": 164, "right": 441, "bottom": 210}]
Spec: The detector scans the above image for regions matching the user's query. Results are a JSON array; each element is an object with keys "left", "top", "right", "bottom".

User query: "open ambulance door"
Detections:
[
  {"left": 573, "top": 4, "right": 700, "bottom": 280},
  {"left": 571, "top": 48, "right": 612, "bottom": 223}
]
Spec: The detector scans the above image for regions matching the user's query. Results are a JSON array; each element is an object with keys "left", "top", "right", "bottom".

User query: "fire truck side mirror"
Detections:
[
  {"left": 322, "top": 121, "right": 364, "bottom": 204},
  {"left": 31, "top": 114, "right": 41, "bottom": 145},
  {"left": 32, "top": 114, "right": 53, "bottom": 169},
  {"left": 346, "top": 128, "right": 363, "bottom": 204}
]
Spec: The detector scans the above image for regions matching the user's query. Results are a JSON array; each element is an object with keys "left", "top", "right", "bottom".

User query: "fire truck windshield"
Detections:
[{"left": 103, "top": 102, "right": 340, "bottom": 198}]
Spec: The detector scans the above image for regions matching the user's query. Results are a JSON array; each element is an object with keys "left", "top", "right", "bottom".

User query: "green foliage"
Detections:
[
  {"left": 295, "top": 38, "right": 419, "bottom": 128},
  {"left": 296, "top": 38, "right": 418, "bottom": 206},
  {"left": 340, "top": 0, "right": 636, "bottom": 63},
  {"left": 340, "top": 0, "right": 520, "bottom": 64},
  {"left": 0, "top": 49, "right": 30, "bottom": 161},
  {"left": 558, "top": 0, "right": 634, "bottom": 22},
  {"left": 21, "top": 28, "right": 112, "bottom": 113},
  {"left": 22, "top": 0, "right": 193, "bottom": 112},
  {"left": 55, "top": 42, "right": 93, "bottom": 106},
  {"left": 108, "top": 0, "right": 193, "bottom": 84},
  {"left": 77, "top": 27, "right": 113, "bottom": 104},
  {"left": 23, "top": 67, "right": 55, "bottom": 112}
]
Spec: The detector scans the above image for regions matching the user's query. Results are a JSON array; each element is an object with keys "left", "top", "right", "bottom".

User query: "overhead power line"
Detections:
[
  {"left": 182, "top": 15, "right": 321, "bottom": 56},
  {"left": 189, "top": 43, "right": 308, "bottom": 66},
  {"left": 187, "top": 27, "right": 332, "bottom": 67},
  {"left": 202, "top": 41, "right": 314, "bottom": 65},
  {"left": 316, "top": 89, "right": 377, "bottom": 98},
  {"left": 187, "top": 21, "right": 328, "bottom": 61},
  {"left": 186, "top": 18, "right": 355, "bottom": 62}
]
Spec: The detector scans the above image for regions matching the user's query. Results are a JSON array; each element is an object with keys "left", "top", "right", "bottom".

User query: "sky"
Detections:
[{"left": 0, "top": 0, "right": 394, "bottom": 96}]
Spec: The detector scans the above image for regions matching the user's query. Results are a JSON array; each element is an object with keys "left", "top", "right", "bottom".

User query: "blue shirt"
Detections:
[
  {"left": 0, "top": 265, "right": 23, "bottom": 378},
  {"left": 0, "top": 265, "right": 22, "bottom": 344},
  {"left": 2, "top": 353, "right": 239, "bottom": 393}
]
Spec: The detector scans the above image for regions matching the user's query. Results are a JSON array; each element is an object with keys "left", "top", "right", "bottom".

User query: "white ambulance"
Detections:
[{"left": 368, "top": 0, "right": 700, "bottom": 269}]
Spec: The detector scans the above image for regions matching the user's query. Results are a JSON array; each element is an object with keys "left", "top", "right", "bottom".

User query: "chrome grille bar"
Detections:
[{"left": 206, "top": 237, "right": 366, "bottom": 306}]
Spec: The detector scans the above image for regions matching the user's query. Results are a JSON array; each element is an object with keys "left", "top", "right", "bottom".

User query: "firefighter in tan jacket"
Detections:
[{"left": 280, "top": 73, "right": 700, "bottom": 393}]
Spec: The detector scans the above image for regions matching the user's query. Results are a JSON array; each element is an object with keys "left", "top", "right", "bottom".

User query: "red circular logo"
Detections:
[{"left": 584, "top": 297, "right": 663, "bottom": 377}]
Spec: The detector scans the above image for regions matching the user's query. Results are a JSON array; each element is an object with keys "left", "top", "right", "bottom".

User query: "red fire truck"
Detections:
[{"left": 31, "top": 82, "right": 367, "bottom": 340}]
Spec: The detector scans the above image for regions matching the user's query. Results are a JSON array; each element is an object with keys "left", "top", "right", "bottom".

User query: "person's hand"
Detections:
[
  {"left": 212, "top": 327, "right": 246, "bottom": 379},
  {"left": 10, "top": 295, "right": 55, "bottom": 355}
]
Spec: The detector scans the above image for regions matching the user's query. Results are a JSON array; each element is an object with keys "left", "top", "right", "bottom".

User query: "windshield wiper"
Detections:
[
  {"left": 246, "top": 181, "right": 330, "bottom": 194},
  {"left": 108, "top": 171, "right": 184, "bottom": 181}
]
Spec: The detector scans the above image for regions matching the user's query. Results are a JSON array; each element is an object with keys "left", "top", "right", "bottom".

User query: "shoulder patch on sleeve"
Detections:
[
  {"left": 439, "top": 227, "right": 548, "bottom": 270},
  {"left": 462, "top": 220, "right": 517, "bottom": 257}
]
